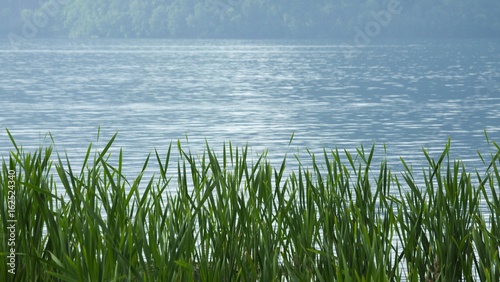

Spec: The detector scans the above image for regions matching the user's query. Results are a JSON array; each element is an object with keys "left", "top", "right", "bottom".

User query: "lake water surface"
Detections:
[{"left": 1, "top": 38, "right": 499, "bottom": 188}]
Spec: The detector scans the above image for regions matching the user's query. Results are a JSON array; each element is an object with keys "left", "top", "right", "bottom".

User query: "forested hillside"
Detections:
[{"left": 1, "top": 0, "right": 499, "bottom": 39}]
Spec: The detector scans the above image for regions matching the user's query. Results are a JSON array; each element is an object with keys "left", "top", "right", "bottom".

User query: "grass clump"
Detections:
[{"left": 1, "top": 129, "right": 499, "bottom": 281}]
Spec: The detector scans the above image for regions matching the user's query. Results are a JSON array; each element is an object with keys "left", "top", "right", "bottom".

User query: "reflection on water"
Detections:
[{"left": 0, "top": 39, "right": 499, "bottom": 186}]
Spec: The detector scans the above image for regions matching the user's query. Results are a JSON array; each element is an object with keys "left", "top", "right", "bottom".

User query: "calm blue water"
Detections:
[{"left": 1, "top": 39, "right": 499, "bottom": 188}]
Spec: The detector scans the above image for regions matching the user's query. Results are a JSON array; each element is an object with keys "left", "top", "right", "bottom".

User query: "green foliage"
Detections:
[
  {"left": 1, "top": 0, "right": 499, "bottom": 38},
  {"left": 1, "top": 129, "right": 499, "bottom": 281}
]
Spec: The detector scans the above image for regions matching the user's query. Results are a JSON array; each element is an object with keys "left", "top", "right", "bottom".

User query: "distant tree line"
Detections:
[{"left": 1, "top": 0, "right": 499, "bottom": 39}]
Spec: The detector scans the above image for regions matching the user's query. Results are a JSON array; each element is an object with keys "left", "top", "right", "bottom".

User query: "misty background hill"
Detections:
[{"left": 1, "top": 0, "right": 499, "bottom": 40}]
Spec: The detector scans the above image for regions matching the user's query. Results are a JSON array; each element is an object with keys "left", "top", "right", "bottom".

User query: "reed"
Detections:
[{"left": 1, "top": 129, "right": 499, "bottom": 281}]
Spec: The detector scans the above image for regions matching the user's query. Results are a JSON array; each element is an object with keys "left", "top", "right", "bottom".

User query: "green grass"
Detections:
[{"left": 1, "top": 129, "right": 499, "bottom": 281}]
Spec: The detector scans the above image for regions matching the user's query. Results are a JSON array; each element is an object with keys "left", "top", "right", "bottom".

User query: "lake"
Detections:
[{"left": 1, "top": 38, "right": 499, "bottom": 189}]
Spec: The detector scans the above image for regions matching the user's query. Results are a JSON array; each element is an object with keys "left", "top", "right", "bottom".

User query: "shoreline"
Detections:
[{"left": 1, "top": 130, "right": 499, "bottom": 281}]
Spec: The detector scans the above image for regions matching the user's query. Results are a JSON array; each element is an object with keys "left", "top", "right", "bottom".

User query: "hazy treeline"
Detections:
[{"left": 1, "top": 0, "right": 499, "bottom": 39}]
